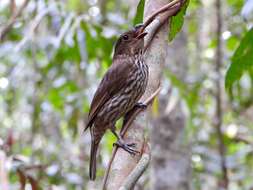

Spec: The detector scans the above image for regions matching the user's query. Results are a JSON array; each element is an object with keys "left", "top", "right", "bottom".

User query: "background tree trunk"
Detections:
[{"left": 150, "top": 30, "right": 192, "bottom": 190}]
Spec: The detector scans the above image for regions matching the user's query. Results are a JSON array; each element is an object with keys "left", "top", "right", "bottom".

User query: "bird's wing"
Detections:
[{"left": 84, "top": 58, "right": 132, "bottom": 130}]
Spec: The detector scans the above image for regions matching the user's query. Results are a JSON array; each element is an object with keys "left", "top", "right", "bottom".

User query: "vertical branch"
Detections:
[{"left": 215, "top": 0, "right": 228, "bottom": 188}]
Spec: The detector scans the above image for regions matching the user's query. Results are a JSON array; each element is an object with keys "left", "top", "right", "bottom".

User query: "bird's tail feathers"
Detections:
[
  {"left": 89, "top": 139, "right": 98, "bottom": 180},
  {"left": 89, "top": 128, "right": 102, "bottom": 180}
]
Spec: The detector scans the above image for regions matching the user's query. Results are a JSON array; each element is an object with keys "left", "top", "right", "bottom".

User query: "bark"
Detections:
[
  {"left": 150, "top": 30, "right": 191, "bottom": 190},
  {"left": 104, "top": 0, "right": 172, "bottom": 189}
]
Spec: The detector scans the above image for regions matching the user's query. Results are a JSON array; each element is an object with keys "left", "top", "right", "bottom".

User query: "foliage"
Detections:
[
  {"left": 169, "top": 0, "right": 190, "bottom": 41},
  {"left": 225, "top": 27, "right": 253, "bottom": 94}
]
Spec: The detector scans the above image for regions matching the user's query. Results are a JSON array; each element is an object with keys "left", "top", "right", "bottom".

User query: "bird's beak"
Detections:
[
  {"left": 136, "top": 31, "right": 148, "bottom": 39},
  {"left": 134, "top": 24, "right": 148, "bottom": 39}
]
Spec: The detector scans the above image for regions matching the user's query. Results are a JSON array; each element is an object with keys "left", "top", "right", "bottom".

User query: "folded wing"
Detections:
[{"left": 84, "top": 58, "right": 132, "bottom": 130}]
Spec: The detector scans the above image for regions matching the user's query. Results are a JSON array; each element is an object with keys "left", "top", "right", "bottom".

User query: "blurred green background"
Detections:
[{"left": 0, "top": 0, "right": 253, "bottom": 189}]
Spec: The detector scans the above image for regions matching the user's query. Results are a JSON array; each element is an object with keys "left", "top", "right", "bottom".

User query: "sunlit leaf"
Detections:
[
  {"left": 226, "top": 35, "right": 239, "bottom": 51},
  {"left": 22, "top": 147, "right": 32, "bottom": 156},
  {"left": 47, "top": 88, "right": 65, "bottom": 110},
  {"left": 152, "top": 96, "right": 159, "bottom": 117}
]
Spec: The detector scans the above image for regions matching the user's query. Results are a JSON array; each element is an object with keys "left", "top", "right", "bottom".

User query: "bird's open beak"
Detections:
[
  {"left": 136, "top": 31, "right": 148, "bottom": 39},
  {"left": 134, "top": 24, "right": 148, "bottom": 39}
]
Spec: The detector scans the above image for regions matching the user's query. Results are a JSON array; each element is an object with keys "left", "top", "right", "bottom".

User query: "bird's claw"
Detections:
[{"left": 113, "top": 141, "right": 139, "bottom": 155}]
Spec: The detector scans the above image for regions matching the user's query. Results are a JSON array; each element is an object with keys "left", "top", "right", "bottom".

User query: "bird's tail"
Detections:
[{"left": 89, "top": 128, "right": 101, "bottom": 180}]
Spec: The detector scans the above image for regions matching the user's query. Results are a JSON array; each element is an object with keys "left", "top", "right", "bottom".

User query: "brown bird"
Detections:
[{"left": 84, "top": 24, "right": 148, "bottom": 180}]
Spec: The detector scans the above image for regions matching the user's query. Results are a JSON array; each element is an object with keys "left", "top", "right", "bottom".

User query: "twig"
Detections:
[
  {"left": 102, "top": 87, "right": 161, "bottom": 189},
  {"left": 0, "top": 0, "right": 29, "bottom": 41},
  {"left": 142, "top": 0, "right": 185, "bottom": 31},
  {"left": 119, "top": 143, "right": 150, "bottom": 190}
]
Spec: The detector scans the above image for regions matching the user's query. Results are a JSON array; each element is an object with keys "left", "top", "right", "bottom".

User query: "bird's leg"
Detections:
[
  {"left": 122, "top": 102, "right": 146, "bottom": 130},
  {"left": 122, "top": 111, "right": 132, "bottom": 127},
  {"left": 134, "top": 102, "right": 147, "bottom": 109},
  {"left": 121, "top": 102, "right": 147, "bottom": 135},
  {"left": 110, "top": 127, "right": 139, "bottom": 155}
]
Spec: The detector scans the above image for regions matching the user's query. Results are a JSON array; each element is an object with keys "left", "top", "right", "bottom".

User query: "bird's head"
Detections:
[{"left": 113, "top": 24, "right": 147, "bottom": 58}]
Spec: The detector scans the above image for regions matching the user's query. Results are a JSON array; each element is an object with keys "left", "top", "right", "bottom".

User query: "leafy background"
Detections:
[{"left": 0, "top": 0, "right": 253, "bottom": 189}]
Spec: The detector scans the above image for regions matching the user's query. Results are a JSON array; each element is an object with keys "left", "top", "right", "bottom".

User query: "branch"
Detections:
[
  {"left": 0, "top": 0, "right": 29, "bottom": 41},
  {"left": 119, "top": 143, "right": 150, "bottom": 190}
]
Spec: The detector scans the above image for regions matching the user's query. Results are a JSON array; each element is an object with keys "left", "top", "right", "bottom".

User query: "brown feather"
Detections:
[{"left": 84, "top": 57, "right": 133, "bottom": 131}]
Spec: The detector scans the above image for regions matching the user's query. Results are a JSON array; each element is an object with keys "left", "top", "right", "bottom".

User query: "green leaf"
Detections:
[
  {"left": 225, "top": 27, "right": 253, "bottom": 94},
  {"left": 226, "top": 35, "right": 239, "bottom": 51},
  {"left": 133, "top": 0, "right": 145, "bottom": 26},
  {"left": 47, "top": 81, "right": 79, "bottom": 111},
  {"left": 226, "top": 0, "right": 243, "bottom": 7},
  {"left": 47, "top": 88, "right": 65, "bottom": 110},
  {"left": 168, "top": 0, "right": 190, "bottom": 41}
]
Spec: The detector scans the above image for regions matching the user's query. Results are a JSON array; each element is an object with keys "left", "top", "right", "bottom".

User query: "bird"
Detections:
[{"left": 84, "top": 24, "right": 148, "bottom": 180}]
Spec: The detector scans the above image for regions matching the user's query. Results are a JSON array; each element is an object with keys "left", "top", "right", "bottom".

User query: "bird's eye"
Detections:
[{"left": 122, "top": 35, "right": 129, "bottom": 40}]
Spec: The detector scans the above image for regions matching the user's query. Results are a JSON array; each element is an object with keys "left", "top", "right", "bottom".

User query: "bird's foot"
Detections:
[
  {"left": 113, "top": 140, "right": 139, "bottom": 155},
  {"left": 134, "top": 102, "right": 147, "bottom": 109}
]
